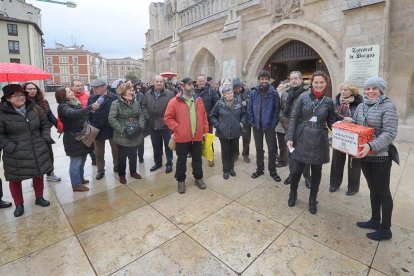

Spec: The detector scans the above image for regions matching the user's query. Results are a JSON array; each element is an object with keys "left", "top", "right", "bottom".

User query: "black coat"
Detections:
[
  {"left": 58, "top": 103, "right": 93, "bottom": 157},
  {"left": 210, "top": 98, "right": 246, "bottom": 139},
  {"left": 0, "top": 99, "right": 53, "bottom": 181},
  {"left": 87, "top": 91, "right": 118, "bottom": 141},
  {"left": 285, "top": 92, "right": 336, "bottom": 165},
  {"left": 195, "top": 85, "right": 219, "bottom": 122},
  {"left": 142, "top": 88, "right": 174, "bottom": 130}
]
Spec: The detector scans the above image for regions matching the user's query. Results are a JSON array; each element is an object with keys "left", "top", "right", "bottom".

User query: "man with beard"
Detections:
[
  {"left": 164, "top": 77, "right": 209, "bottom": 194},
  {"left": 280, "top": 71, "right": 311, "bottom": 188},
  {"left": 247, "top": 70, "right": 281, "bottom": 182}
]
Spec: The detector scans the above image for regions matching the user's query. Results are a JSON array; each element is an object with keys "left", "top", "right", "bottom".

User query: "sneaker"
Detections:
[
  {"left": 195, "top": 179, "right": 206, "bottom": 190},
  {"left": 46, "top": 172, "right": 61, "bottom": 182},
  {"left": 178, "top": 181, "right": 186, "bottom": 194},
  {"left": 72, "top": 184, "right": 89, "bottom": 192},
  {"left": 356, "top": 219, "right": 380, "bottom": 230},
  {"left": 208, "top": 160, "right": 215, "bottom": 167},
  {"left": 366, "top": 228, "right": 392, "bottom": 241},
  {"left": 270, "top": 172, "right": 281, "bottom": 182}
]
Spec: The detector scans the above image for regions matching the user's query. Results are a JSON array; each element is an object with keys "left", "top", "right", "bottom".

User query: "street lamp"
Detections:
[{"left": 35, "top": 0, "right": 77, "bottom": 8}]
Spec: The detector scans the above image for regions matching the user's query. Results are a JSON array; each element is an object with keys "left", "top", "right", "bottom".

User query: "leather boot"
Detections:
[
  {"left": 35, "top": 197, "right": 50, "bottom": 207},
  {"left": 309, "top": 196, "right": 317, "bottom": 214},
  {"left": 14, "top": 205, "right": 24, "bottom": 217},
  {"left": 288, "top": 192, "right": 297, "bottom": 207}
]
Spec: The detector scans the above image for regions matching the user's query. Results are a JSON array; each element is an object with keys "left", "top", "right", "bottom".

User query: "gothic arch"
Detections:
[
  {"left": 189, "top": 47, "right": 220, "bottom": 80},
  {"left": 243, "top": 19, "right": 342, "bottom": 90}
]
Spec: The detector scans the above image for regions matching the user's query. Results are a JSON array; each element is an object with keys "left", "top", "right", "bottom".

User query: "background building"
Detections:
[
  {"left": 44, "top": 43, "right": 107, "bottom": 87},
  {"left": 107, "top": 57, "right": 143, "bottom": 84},
  {"left": 0, "top": 0, "right": 43, "bottom": 68},
  {"left": 142, "top": 0, "right": 414, "bottom": 142}
]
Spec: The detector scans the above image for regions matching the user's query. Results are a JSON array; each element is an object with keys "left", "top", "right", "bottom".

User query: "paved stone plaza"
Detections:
[{"left": 0, "top": 94, "right": 413, "bottom": 275}]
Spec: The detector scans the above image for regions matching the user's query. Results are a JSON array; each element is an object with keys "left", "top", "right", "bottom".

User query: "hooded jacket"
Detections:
[
  {"left": 0, "top": 99, "right": 53, "bottom": 181},
  {"left": 353, "top": 96, "right": 398, "bottom": 157},
  {"left": 164, "top": 92, "right": 209, "bottom": 143}
]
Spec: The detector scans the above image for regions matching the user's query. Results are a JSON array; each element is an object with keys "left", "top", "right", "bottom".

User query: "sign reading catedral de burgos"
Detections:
[{"left": 345, "top": 45, "right": 380, "bottom": 87}]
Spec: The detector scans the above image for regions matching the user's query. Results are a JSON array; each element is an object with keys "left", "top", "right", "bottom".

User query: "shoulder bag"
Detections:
[{"left": 75, "top": 121, "right": 100, "bottom": 147}]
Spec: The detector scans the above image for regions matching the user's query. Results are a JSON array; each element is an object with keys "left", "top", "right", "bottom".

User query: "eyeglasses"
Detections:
[{"left": 11, "top": 94, "right": 26, "bottom": 98}]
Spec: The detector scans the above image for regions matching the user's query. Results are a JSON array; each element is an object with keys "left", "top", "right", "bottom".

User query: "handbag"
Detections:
[
  {"left": 75, "top": 121, "right": 100, "bottom": 147},
  {"left": 389, "top": 143, "right": 400, "bottom": 165},
  {"left": 125, "top": 118, "right": 141, "bottom": 136}
]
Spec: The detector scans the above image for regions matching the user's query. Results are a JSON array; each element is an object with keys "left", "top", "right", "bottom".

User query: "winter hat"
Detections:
[
  {"left": 2, "top": 84, "right": 25, "bottom": 100},
  {"left": 232, "top": 78, "right": 242, "bottom": 90},
  {"left": 364, "top": 76, "right": 387, "bottom": 95}
]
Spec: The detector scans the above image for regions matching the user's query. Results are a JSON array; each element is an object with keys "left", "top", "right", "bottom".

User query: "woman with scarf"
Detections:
[
  {"left": 108, "top": 83, "right": 146, "bottom": 184},
  {"left": 349, "top": 76, "right": 398, "bottom": 241},
  {"left": 285, "top": 71, "right": 337, "bottom": 214},
  {"left": 56, "top": 87, "right": 99, "bottom": 192},
  {"left": 0, "top": 84, "right": 53, "bottom": 217},
  {"left": 329, "top": 83, "right": 363, "bottom": 195},
  {"left": 210, "top": 84, "right": 246, "bottom": 179},
  {"left": 23, "top": 82, "right": 61, "bottom": 182}
]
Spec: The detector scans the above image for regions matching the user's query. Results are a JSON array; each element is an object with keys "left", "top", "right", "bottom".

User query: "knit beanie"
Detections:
[
  {"left": 232, "top": 78, "right": 242, "bottom": 90},
  {"left": 364, "top": 76, "right": 387, "bottom": 95}
]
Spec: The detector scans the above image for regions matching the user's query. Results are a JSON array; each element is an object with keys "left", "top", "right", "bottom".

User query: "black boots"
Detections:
[
  {"left": 288, "top": 192, "right": 297, "bottom": 207},
  {"left": 309, "top": 196, "right": 317, "bottom": 214},
  {"left": 14, "top": 205, "right": 24, "bottom": 217},
  {"left": 35, "top": 197, "right": 50, "bottom": 207}
]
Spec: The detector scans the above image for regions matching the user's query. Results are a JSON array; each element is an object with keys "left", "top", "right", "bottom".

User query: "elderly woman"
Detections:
[
  {"left": 0, "top": 84, "right": 53, "bottom": 217},
  {"left": 108, "top": 83, "right": 145, "bottom": 184},
  {"left": 23, "top": 82, "right": 61, "bottom": 182},
  {"left": 350, "top": 77, "right": 398, "bottom": 241},
  {"left": 56, "top": 87, "right": 98, "bottom": 192},
  {"left": 285, "top": 71, "right": 337, "bottom": 214},
  {"left": 329, "top": 82, "right": 363, "bottom": 195},
  {"left": 210, "top": 84, "right": 246, "bottom": 179}
]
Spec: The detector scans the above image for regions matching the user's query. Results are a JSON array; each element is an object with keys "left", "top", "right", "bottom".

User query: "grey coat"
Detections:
[
  {"left": 142, "top": 88, "right": 174, "bottom": 130},
  {"left": 108, "top": 96, "right": 146, "bottom": 147},
  {"left": 0, "top": 100, "right": 53, "bottom": 181},
  {"left": 353, "top": 96, "right": 398, "bottom": 157},
  {"left": 285, "top": 92, "right": 337, "bottom": 165}
]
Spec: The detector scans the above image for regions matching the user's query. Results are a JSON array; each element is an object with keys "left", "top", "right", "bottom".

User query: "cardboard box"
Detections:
[{"left": 331, "top": 122, "right": 374, "bottom": 156}]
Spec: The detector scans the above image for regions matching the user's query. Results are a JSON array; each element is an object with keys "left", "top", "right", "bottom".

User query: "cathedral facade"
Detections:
[{"left": 142, "top": 0, "right": 414, "bottom": 142}]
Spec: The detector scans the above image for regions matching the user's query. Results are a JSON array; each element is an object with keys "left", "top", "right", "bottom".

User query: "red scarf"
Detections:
[{"left": 311, "top": 88, "right": 325, "bottom": 99}]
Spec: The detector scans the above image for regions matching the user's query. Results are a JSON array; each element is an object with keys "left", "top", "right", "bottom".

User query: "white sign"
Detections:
[
  {"left": 332, "top": 128, "right": 359, "bottom": 156},
  {"left": 344, "top": 45, "right": 380, "bottom": 87}
]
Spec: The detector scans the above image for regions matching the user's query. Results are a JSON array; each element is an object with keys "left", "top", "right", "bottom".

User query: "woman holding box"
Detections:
[{"left": 350, "top": 76, "right": 398, "bottom": 241}]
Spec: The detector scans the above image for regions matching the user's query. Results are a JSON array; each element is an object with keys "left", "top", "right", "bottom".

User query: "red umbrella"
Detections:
[
  {"left": 160, "top": 71, "right": 177, "bottom": 78},
  {"left": 0, "top": 62, "right": 51, "bottom": 82}
]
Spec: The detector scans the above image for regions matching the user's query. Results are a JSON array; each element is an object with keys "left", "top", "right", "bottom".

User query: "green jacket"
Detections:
[{"left": 108, "top": 96, "right": 146, "bottom": 147}]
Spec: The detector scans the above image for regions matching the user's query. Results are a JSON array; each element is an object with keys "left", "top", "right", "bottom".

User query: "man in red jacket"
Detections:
[{"left": 164, "top": 77, "right": 209, "bottom": 194}]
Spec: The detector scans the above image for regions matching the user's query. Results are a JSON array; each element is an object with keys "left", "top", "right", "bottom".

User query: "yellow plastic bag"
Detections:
[{"left": 202, "top": 133, "right": 215, "bottom": 161}]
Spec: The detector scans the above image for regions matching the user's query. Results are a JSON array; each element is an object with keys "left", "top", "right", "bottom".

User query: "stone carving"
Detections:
[{"left": 273, "top": 0, "right": 304, "bottom": 23}]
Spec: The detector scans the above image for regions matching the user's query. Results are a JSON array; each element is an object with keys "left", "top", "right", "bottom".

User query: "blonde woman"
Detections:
[
  {"left": 108, "top": 83, "right": 145, "bottom": 184},
  {"left": 329, "top": 82, "right": 363, "bottom": 195}
]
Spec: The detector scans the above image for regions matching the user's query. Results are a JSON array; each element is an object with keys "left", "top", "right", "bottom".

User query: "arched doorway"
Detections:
[
  {"left": 264, "top": 40, "right": 331, "bottom": 96},
  {"left": 189, "top": 48, "right": 219, "bottom": 80}
]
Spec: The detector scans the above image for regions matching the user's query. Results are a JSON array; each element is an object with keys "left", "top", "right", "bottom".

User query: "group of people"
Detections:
[{"left": 0, "top": 69, "right": 398, "bottom": 241}]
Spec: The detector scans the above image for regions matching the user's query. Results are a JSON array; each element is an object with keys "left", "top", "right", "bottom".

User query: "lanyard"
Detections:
[
  {"left": 362, "top": 103, "right": 376, "bottom": 126},
  {"left": 311, "top": 96, "right": 325, "bottom": 113}
]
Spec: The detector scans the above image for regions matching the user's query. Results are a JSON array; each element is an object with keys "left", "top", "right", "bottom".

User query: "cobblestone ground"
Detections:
[{"left": 0, "top": 93, "right": 413, "bottom": 275}]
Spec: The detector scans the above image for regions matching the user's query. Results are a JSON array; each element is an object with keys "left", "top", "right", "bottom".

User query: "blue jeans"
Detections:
[{"left": 70, "top": 155, "right": 87, "bottom": 186}]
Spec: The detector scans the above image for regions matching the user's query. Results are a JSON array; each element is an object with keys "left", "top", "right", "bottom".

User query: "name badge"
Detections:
[{"left": 309, "top": 116, "right": 317, "bottom": 122}]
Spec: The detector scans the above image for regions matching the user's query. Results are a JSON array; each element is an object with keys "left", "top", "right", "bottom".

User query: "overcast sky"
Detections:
[{"left": 26, "top": 0, "right": 154, "bottom": 59}]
